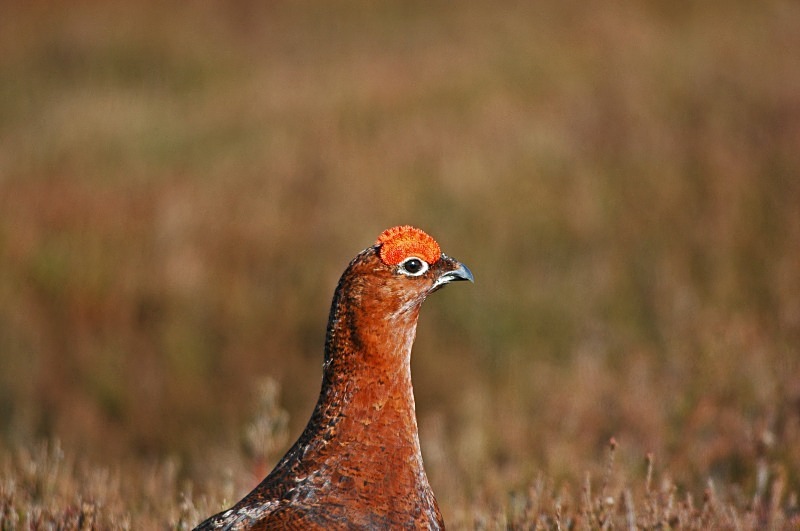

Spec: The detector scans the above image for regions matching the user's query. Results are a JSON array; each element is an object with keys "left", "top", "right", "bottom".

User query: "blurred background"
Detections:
[{"left": 1, "top": 0, "right": 799, "bottom": 523}]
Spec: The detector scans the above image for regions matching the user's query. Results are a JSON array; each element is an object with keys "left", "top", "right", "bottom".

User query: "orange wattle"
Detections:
[{"left": 376, "top": 225, "right": 441, "bottom": 266}]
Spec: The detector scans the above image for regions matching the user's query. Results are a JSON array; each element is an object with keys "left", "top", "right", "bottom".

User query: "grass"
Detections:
[
  {"left": 1, "top": 0, "right": 799, "bottom": 528},
  {"left": 2, "top": 436, "right": 796, "bottom": 529}
]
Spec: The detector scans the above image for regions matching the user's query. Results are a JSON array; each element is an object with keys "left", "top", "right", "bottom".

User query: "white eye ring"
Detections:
[{"left": 398, "top": 256, "right": 429, "bottom": 277}]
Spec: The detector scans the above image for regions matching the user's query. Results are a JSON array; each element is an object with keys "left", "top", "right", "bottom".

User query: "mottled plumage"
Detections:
[{"left": 195, "top": 226, "right": 473, "bottom": 530}]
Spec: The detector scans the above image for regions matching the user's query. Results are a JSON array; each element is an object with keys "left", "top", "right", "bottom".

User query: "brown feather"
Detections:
[{"left": 195, "top": 229, "right": 472, "bottom": 530}]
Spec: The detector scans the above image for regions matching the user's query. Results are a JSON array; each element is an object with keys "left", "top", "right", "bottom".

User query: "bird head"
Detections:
[
  {"left": 324, "top": 225, "right": 473, "bottom": 367},
  {"left": 376, "top": 224, "right": 473, "bottom": 289},
  {"left": 338, "top": 225, "right": 473, "bottom": 319}
]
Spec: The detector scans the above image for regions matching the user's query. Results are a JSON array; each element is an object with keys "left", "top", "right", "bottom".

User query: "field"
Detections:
[{"left": 1, "top": 1, "right": 799, "bottom": 528}]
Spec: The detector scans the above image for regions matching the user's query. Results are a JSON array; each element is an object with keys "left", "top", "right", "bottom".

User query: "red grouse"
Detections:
[{"left": 195, "top": 225, "right": 473, "bottom": 530}]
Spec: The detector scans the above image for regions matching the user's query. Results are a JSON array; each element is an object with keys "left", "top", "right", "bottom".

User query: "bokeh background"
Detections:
[{"left": 1, "top": 0, "right": 799, "bottom": 527}]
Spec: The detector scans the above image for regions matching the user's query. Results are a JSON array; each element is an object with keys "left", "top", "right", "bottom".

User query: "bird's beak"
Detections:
[{"left": 430, "top": 254, "right": 474, "bottom": 292}]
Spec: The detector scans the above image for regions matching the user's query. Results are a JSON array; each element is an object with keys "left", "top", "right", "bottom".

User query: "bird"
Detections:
[{"left": 194, "top": 225, "right": 473, "bottom": 530}]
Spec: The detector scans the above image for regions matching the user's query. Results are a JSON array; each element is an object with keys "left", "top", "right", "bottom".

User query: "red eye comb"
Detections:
[{"left": 376, "top": 225, "right": 441, "bottom": 266}]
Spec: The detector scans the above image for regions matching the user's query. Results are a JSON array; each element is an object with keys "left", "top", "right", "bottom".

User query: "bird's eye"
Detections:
[{"left": 398, "top": 257, "right": 428, "bottom": 277}]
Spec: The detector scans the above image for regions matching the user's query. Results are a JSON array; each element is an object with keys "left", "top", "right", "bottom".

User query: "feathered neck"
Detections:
[{"left": 315, "top": 250, "right": 424, "bottom": 451}]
